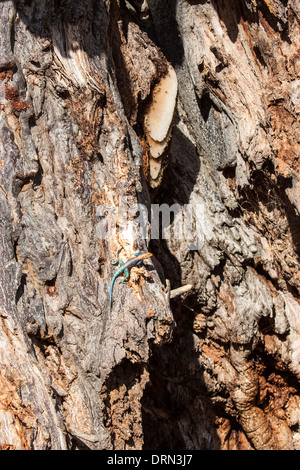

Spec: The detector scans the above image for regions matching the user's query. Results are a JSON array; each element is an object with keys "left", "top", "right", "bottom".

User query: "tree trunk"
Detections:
[{"left": 0, "top": 0, "right": 299, "bottom": 450}]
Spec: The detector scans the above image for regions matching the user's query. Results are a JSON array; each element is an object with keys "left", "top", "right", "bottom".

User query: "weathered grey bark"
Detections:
[{"left": 0, "top": 0, "right": 299, "bottom": 450}]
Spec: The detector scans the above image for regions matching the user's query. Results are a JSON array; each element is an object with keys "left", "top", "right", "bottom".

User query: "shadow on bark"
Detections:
[
  {"left": 142, "top": 299, "right": 222, "bottom": 450},
  {"left": 142, "top": 124, "right": 222, "bottom": 448}
]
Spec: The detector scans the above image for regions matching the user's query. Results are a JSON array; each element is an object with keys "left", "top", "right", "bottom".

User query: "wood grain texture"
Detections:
[{"left": 0, "top": 0, "right": 299, "bottom": 450}]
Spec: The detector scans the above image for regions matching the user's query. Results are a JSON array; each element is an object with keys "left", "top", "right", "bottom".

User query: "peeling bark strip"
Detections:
[{"left": 0, "top": 0, "right": 299, "bottom": 450}]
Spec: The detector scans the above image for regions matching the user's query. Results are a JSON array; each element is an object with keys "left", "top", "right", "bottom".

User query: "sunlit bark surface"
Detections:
[{"left": 0, "top": 0, "right": 299, "bottom": 450}]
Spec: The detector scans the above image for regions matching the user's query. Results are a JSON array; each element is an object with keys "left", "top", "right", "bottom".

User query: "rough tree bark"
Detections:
[{"left": 0, "top": 0, "right": 299, "bottom": 450}]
